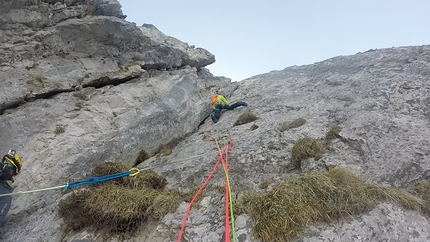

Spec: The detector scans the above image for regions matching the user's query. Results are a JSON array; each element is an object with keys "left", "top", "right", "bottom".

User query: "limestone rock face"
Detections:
[
  {"left": 1, "top": 1, "right": 430, "bottom": 242},
  {"left": 0, "top": 0, "right": 215, "bottom": 114},
  {"left": 0, "top": 1, "right": 225, "bottom": 241},
  {"left": 128, "top": 45, "right": 430, "bottom": 242}
]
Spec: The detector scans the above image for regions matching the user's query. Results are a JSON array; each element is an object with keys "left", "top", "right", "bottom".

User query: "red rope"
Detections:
[
  {"left": 213, "top": 141, "right": 233, "bottom": 242},
  {"left": 176, "top": 145, "right": 229, "bottom": 242},
  {"left": 224, "top": 144, "right": 231, "bottom": 242}
]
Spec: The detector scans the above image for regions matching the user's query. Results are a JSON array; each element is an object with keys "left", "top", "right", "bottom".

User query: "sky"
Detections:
[{"left": 119, "top": 0, "right": 430, "bottom": 82}]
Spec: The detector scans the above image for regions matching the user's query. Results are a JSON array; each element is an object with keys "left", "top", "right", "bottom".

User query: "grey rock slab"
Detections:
[
  {"left": 298, "top": 203, "right": 430, "bottom": 242},
  {"left": 2, "top": 2, "right": 430, "bottom": 241}
]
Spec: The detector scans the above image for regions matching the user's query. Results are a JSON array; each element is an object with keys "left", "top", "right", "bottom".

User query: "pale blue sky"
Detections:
[{"left": 120, "top": 0, "right": 430, "bottom": 82}]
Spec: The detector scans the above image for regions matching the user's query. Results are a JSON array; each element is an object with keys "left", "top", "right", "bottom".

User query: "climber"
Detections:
[
  {"left": 210, "top": 91, "right": 248, "bottom": 123},
  {"left": 0, "top": 150, "right": 23, "bottom": 224}
]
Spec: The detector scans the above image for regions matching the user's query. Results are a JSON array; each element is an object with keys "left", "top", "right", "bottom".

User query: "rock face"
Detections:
[
  {"left": 1, "top": 1, "right": 430, "bottom": 242},
  {"left": 0, "top": 0, "right": 215, "bottom": 114},
  {"left": 0, "top": 1, "right": 225, "bottom": 241},
  {"left": 142, "top": 45, "right": 430, "bottom": 242}
]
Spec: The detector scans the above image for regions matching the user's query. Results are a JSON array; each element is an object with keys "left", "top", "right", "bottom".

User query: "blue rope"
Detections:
[{"left": 62, "top": 171, "right": 131, "bottom": 192}]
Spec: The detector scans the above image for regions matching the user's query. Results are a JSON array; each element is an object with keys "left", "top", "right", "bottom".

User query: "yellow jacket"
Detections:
[
  {"left": 211, "top": 94, "right": 228, "bottom": 110},
  {"left": 0, "top": 162, "right": 14, "bottom": 190}
]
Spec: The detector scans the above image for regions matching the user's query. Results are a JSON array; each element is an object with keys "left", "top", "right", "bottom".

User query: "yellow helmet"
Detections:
[{"left": 4, "top": 150, "right": 23, "bottom": 175}]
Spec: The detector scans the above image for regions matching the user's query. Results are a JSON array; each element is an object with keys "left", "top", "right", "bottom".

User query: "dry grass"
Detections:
[
  {"left": 325, "top": 125, "right": 342, "bottom": 144},
  {"left": 212, "top": 185, "right": 226, "bottom": 194},
  {"left": 279, "top": 118, "right": 307, "bottom": 132},
  {"left": 135, "top": 149, "right": 151, "bottom": 165},
  {"left": 147, "top": 69, "right": 160, "bottom": 78},
  {"left": 239, "top": 167, "right": 426, "bottom": 242},
  {"left": 147, "top": 189, "right": 183, "bottom": 219},
  {"left": 155, "top": 138, "right": 182, "bottom": 157},
  {"left": 84, "top": 184, "right": 158, "bottom": 232},
  {"left": 35, "top": 75, "right": 45, "bottom": 83},
  {"left": 259, "top": 179, "right": 272, "bottom": 189},
  {"left": 86, "top": 5, "right": 93, "bottom": 15},
  {"left": 90, "top": 162, "right": 167, "bottom": 190},
  {"left": 58, "top": 190, "right": 93, "bottom": 230},
  {"left": 409, "top": 179, "right": 430, "bottom": 216},
  {"left": 291, "top": 137, "right": 326, "bottom": 169},
  {"left": 234, "top": 112, "right": 259, "bottom": 126},
  {"left": 155, "top": 144, "right": 174, "bottom": 157},
  {"left": 54, "top": 125, "right": 65, "bottom": 135},
  {"left": 59, "top": 162, "right": 183, "bottom": 233}
]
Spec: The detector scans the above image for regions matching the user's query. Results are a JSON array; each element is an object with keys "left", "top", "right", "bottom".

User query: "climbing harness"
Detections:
[
  {"left": 177, "top": 121, "right": 237, "bottom": 242},
  {"left": 0, "top": 154, "right": 207, "bottom": 198}
]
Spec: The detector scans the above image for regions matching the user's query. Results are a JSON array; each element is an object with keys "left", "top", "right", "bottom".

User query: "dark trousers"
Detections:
[
  {"left": 212, "top": 102, "right": 243, "bottom": 120},
  {"left": 0, "top": 182, "right": 12, "bottom": 224}
]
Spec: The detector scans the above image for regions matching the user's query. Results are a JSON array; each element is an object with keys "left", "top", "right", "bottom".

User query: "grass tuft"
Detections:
[
  {"left": 239, "top": 167, "right": 426, "bottom": 242},
  {"left": 259, "top": 179, "right": 272, "bottom": 189},
  {"left": 90, "top": 162, "right": 167, "bottom": 190},
  {"left": 291, "top": 137, "right": 326, "bottom": 169},
  {"left": 147, "top": 189, "right": 183, "bottom": 219},
  {"left": 84, "top": 184, "right": 158, "bottom": 232},
  {"left": 325, "top": 125, "right": 342, "bottom": 143},
  {"left": 409, "top": 180, "right": 430, "bottom": 216},
  {"left": 279, "top": 118, "right": 307, "bottom": 132},
  {"left": 58, "top": 190, "right": 93, "bottom": 230},
  {"left": 54, "top": 125, "right": 65, "bottom": 135},
  {"left": 155, "top": 138, "right": 182, "bottom": 157},
  {"left": 59, "top": 162, "right": 182, "bottom": 233},
  {"left": 135, "top": 149, "right": 151, "bottom": 165},
  {"left": 234, "top": 112, "right": 259, "bottom": 126}
]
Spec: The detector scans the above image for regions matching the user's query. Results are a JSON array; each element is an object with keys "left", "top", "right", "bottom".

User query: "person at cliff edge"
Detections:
[
  {"left": 0, "top": 150, "right": 23, "bottom": 224},
  {"left": 210, "top": 90, "right": 248, "bottom": 123}
]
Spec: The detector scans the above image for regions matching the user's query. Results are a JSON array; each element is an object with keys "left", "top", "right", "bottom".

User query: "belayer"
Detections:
[
  {"left": 0, "top": 150, "right": 23, "bottom": 224},
  {"left": 210, "top": 91, "right": 247, "bottom": 123}
]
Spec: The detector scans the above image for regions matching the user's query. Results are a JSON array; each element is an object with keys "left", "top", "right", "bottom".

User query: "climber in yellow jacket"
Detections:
[
  {"left": 210, "top": 91, "right": 247, "bottom": 123},
  {"left": 0, "top": 150, "right": 23, "bottom": 224}
]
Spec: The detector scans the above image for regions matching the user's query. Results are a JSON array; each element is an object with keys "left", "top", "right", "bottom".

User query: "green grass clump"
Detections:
[
  {"left": 234, "top": 112, "right": 259, "bottom": 126},
  {"left": 291, "top": 137, "right": 326, "bottom": 169},
  {"left": 59, "top": 162, "right": 184, "bottom": 233},
  {"left": 239, "top": 167, "right": 425, "bottom": 242},
  {"left": 279, "top": 118, "right": 307, "bottom": 132}
]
